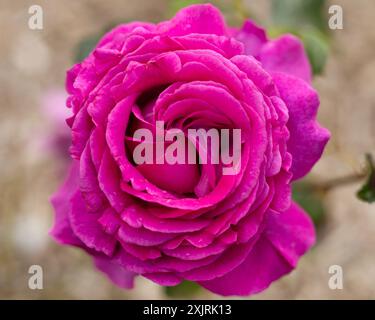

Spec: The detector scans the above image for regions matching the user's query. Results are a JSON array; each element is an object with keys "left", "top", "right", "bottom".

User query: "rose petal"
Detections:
[
  {"left": 69, "top": 192, "right": 117, "bottom": 256},
  {"left": 273, "top": 72, "right": 330, "bottom": 180},
  {"left": 157, "top": 4, "right": 227, "bottom": 36},
  {"left": 94, "top": 255, "right": 136, "bottom": 289},
  {"left": 260, "top": 34, "right": 312, "bottom": 83},
  {"left": 50, "top": 162, "right": 83, "bottom": 247},
  {"left": 233, "top": 20, "right": 267, "bottom": 57},
  {"left": 199, "top": 202, "right": 315, "bottom": 296}
]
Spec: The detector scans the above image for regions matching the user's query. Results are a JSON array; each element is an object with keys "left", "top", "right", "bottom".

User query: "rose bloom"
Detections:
[{"left": 51, "top": 4, "right": 330, "bottom": 296}]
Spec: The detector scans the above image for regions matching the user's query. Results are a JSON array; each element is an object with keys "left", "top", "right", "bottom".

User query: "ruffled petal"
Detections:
[
  {"left": 199, "top": 202, "right": 315, "bottom": 296},
  {"left": 94, "top": 256, "right": 136, "bottom": 289},
  {"left": 50, "top": 162, "right": 82, "bottom": 247},
  {"left": 233, "top": 20, "right": 267, "bottom": 56},
  {"left": 69, "top": 192, "right": 117, "bottom": 256},
  {"left": 260, "top": 34, "right": 312, "bottom": 83},
  {"left": 273, "top": 72, "right": 330, "bottom": 180},
  {"left": 157, "top": 4, "right": 227, "bottom": 36},
  {"left": 233, "top": 20, "right": 311, "bottom": 83}
]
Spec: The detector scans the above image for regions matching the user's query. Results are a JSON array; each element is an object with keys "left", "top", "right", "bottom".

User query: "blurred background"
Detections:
[{"left": 0, "top": 0, "right": 374, "bottom": 299}]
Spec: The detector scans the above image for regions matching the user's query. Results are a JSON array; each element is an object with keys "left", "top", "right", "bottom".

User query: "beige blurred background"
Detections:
[{"left": 0, "top": 0, "right": 374, "bottom": 299}]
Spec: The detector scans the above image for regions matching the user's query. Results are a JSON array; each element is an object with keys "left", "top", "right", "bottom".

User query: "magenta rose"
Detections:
[{"left": 51, "top": 4, "right": 330, "bottom": 296}]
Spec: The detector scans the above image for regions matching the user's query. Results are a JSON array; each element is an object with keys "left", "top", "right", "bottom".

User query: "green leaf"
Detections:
[
  {"left": 293, "top": 182, "right": 326, "bottom": 226},
  {"left": 357, "top": 154, "right": 375, "bottom": 203},
  {"left": 271, "top": 0, "right": 327, "bottom": 33},
  {"left": 165, "top": 281, "right": 201, "bottom": 298},
  {"left": 301, "top": 29, "right": 329, "bottom": 75}
]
